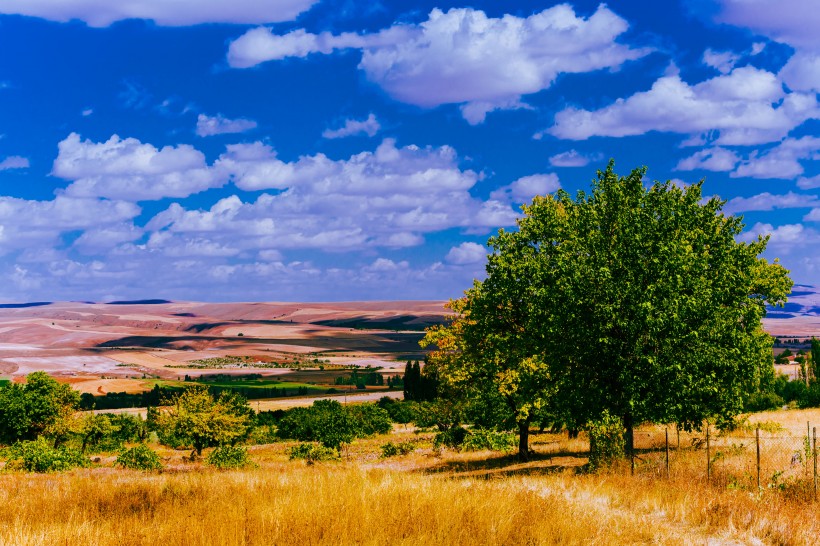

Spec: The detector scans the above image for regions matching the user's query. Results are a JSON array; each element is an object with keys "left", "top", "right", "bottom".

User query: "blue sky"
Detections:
[{"left": 0, "top": 0, "right": 817, "bottom": 302}]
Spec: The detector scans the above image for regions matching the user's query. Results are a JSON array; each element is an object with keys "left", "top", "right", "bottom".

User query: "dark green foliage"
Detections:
[
  {"left": 115, "top": 444, "right": 163, "bottom": 471},
  {"left": 276, "top": 400, "right": 390, "bottom": 449},
  {"left": 812, "top": 338, "right": 819, "bottom": 379},
  {"left": 376, "top": 397, "right": 419, "bottom": 424},
  {"left": 386, "top": 374, "right": 404, "bottom": 390},
  {"left": 402, "top": 360, "right": 438, "bottom": 401},
  {"left": 281, "top": 400, "right": 356, "bottom": 449},
  {"left": 347, "top": 404, "right": 391, "bottom": 436},
  {"left": 433, "top": 426, "right": 468, "bottom": 449},
  {"left": 334, "top": 369, "right": 384, "bottom": 387},
  {"left": 413, "top": 399, "right": 463, "bottom": 431},
  {"left": 287, "top": 442, "right": 339, "bottom": 463},
  {"left": 773, "top": 375, "right": 806, "bottom": 404},
  {"left": 744, "top": 391, "right": 785, "bottom": 412},
  {"left": 78, "top": 413, "right": 147, "bottom": 453},
  {"left": 380, "top": 441, "right": 417, "bottom": 458},
  {"left": 4, "top": 438, "right": 90, "bottom": 473},
  {"left": 798, "top": 382, "right": 820, "bottom": 409},
  {"left": 775, "top": 349, "right": 793, "bottom": 365},
  {"left": 206, "top": 445, "right": 254, "bottom": 469}
]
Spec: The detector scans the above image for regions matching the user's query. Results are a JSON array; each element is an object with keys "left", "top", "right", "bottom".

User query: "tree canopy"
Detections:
[
  {"left": 0, "top": 371, "right": 80, "bottom": 445},
  {"left": 423, "top": 162, "right": 792, "bottom": 461},
  {"left": 156, "top": 385, "right": 252, "bottom": 456}
]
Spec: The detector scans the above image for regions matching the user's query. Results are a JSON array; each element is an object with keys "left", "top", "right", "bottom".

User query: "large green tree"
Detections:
[{"left": 424, "top": 162, "right": 792, "bottom": 461}]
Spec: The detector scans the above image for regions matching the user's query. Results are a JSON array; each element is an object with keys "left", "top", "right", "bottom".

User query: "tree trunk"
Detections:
[
  {"left": 518, "top": 417, "right": 531, "bottom": 462},
  {"left": 624, "top": 412, "right": 634, "bottom": 472}
]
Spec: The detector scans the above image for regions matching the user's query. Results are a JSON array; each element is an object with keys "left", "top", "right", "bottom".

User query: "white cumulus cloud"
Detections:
[
  {"left": 54, "top": 133, "right": 225, "bottom": 201},
  {"left": 550, "top": 66, "right": 819, "bottom": 145},
  {"left": 0, "top": 195, "right": 139, "bottom": 254},
  {"left": 731, "top": 136, "right": 820, "bottom": 179},
  {"left": 229, "top": 5, "right": 648, "bottom": 124},
  {"left": 491, "top": 173, "right": 561, "bottom": 203},
  {"left": 145, "top": 138, "right": 519, "bottom": 255},
  {"left": 445, "top": 242, "right": 487, "bottom": 265}
]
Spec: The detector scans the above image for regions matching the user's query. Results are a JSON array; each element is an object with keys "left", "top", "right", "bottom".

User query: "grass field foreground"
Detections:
[{"left": 2, "top": 442, "right": 820, "bottom": 545}]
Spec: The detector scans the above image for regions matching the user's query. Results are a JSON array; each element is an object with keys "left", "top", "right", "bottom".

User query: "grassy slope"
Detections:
[{"left": 3, "top": 410, "right": 820, "bottom": 544}]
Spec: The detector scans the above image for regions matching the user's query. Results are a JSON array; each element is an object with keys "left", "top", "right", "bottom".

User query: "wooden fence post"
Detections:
[
  {"left": 706, "top": 424, "right": 711, "bottom": 482},
  {"left": 813, "top": 426, "right": 817, "bottom": 501}
]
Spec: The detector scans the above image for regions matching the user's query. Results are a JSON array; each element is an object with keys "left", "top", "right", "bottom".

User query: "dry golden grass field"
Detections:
[{"left": 3, "top": 411, "right": 820, "bottom": 546}]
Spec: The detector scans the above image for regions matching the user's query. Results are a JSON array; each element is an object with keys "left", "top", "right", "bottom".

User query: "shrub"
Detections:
[
  {"left": 206, "top": 445, "right": 254, "bottom": 469},
  {"left": 277, "top": 400, "right": 390, "bottom": 449},
  {"left": 461, "top": 429, "right": 516, "bottom": 452},
  {"left": 115, "top": 444, "right": 162, "bottom": 471},
  {"left": 287, "top": 443, "right": 339, "bottom": 463},
  {"left": 587, "top": 410, "right": 625, "bottom": 470},
  {"left": 347, "top": 403, "right": 392, "bottom": 436},
  {"left": 4, "top": 438, "right": 90, "bottom": 473},
  {"left": 433, "top": 426, "right": 468, "bottom": 449},
  {"left": 380, "top": 441, "right": 417, "bottom": 458},
  {"left": 744, "top": 391, "right": 785, "bottom": 412},
  {"left": 376, "top": 397, "right": 419, "bottom": 424}
]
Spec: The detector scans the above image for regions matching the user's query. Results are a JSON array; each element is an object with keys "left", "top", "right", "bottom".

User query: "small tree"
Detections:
[
  {"left": 116, "top": 444, "right": 163, "bottom": 471},
  {"left": 156, "top": 386, "right": 251, "bottom": 456},
  {"left": 587, "top": 411, "right": 626, "bottom": 470},
  {"left": 0, "top": 372, "right": 80, "bottom": 445}
]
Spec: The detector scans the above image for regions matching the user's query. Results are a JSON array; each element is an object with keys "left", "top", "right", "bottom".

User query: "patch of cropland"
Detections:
[{"left": 312, "top": 314, "right": 445, "bottom": 331}]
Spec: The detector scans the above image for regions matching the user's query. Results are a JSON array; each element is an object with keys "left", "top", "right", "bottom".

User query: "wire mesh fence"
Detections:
[{"left": 625, "top": 424, "right": 820, "bottom": 500}]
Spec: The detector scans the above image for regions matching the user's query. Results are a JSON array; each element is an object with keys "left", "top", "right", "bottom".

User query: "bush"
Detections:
[
  {"left": 206, "top": 445, "right": 254, "bottom": 469},
  {"left": 433, "top": 426, "right": 468, "bottom": 449},
  {"left": 376, "top": 397, "right": 419, "bottom": 424},
  {"left": 461, "top": 429, "right": 516, "bottom": 452},
  {"left": 587, "top": 410, "right": 625, "bottom": 470},
  {"left": 277, "top": 400, "right": 391, "bottom": 449},
  {"left": 380, "top": 441, "right": 417, "bottom": 458},
  {"left": 347, "top": 403, "right": 392, "bottom": 436},
  {"left": 287, "top": 443, "right": 339, "bottom": 463},
  {"left": 4, "top": 438, "right": 90, "bottom": 473},
  {"left": 744, "top": 391, "right": 785, "bottom": 412},
  {"left": 115, "top": 444, "right": 162, "bottom": 471}
]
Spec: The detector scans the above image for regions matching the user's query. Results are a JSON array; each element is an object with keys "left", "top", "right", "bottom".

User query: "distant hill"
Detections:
[
  {"left": 105, "top": 299, "right": 173, "bottom": 305},
  {"left": 763, "top": 284, "right": 819, "bottom": 337}
]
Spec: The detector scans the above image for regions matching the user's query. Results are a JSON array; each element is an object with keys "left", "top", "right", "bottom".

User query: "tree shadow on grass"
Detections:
[{"left": 419, "top": 449, "right": 590, "bottom": 480}]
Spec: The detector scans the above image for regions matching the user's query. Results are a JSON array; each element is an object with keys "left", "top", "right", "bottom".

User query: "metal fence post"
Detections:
[
  {"left": 706, "top": 424, "right": 711, "bottom": 482},
  {"left": 665, "top": 426, "right": 670, "bottom": 479},
  {"left": 756, "top": 425, "right": 760, "bottom": 491}
]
